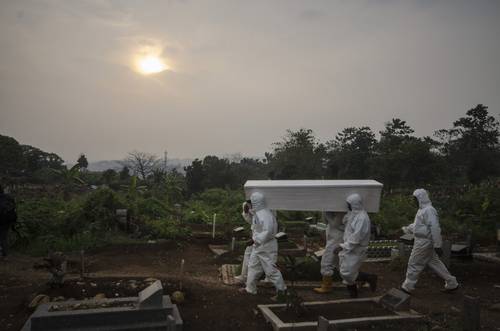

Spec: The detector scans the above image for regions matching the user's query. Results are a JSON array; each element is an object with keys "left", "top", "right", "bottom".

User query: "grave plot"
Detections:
[
  {"left": 259, "top": 292, "right": 423, "bottom": 331},
  {"left": 21, "top": 280, "right": 183, "bottom": 331}
]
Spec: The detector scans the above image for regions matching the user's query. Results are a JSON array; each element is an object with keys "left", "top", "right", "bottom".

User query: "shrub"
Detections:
[
  {"left": 145, "top": 219, "right": 191, "bottom": 240},
  {"left": 373, "top": 194, "right": 415, "bottom": 237},
  {"left": 183, "top": 188, "right": 245, "bottom": 227},
  {"left": 137, "top": 197, "right": 171, "bottom": 220},
  {"left": 442, "top": 184, "right": 500, "bottom": 243},
  {"left": 81, "top": 188, "right": 125, "bottom": 230}
]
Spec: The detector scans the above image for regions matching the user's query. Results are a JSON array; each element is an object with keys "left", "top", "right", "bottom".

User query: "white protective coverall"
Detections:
[
  {"left": 235, "top": 202, "right": 254, "bottom": 282},
  {"left": 339, "top": 194, "right": 371, "bottom": 285},
  {"left": 401, "top": 189, "right": 458, "bottom": 292},
  {"left": 245, "top": 192, "right": 286, "bottom": 294},
  {"left": 320, "top": 212, "right": 345, "bottom": 276}
]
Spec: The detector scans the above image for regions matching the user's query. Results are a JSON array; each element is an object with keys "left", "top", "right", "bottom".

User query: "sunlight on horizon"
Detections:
[{"left": 136, "top": 55, "right": 168, "bottom": 74}]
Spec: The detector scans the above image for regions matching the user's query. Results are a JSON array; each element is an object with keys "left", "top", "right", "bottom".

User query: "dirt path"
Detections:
[{"left": 1, "top": 240, "right": 500, "bottom": 331}]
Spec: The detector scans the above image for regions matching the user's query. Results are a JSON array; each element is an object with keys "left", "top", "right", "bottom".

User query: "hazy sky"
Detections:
[{"left": 1, "top": 0, "right": 499, "bottom": 163}]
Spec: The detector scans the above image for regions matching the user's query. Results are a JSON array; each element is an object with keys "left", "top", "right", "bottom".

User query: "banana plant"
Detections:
[{"left": 51, "top": 164, "right": 86, "bottom": 200}]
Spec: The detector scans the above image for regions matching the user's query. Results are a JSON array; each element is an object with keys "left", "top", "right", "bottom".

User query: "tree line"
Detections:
[
  {"left": 1, "top": 104, "right": 499, "bottom": 197},
  {"left": 184, "top": 104, "right": 499, "bottom": 194}
]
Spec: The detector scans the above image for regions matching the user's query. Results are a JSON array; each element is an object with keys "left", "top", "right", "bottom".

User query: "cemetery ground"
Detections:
[{"left": 1, "top": 238, "right": 500, "bottom": 331}]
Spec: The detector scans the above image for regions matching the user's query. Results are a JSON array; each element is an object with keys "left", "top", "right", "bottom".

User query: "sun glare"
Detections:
[{"left": 137, "top": 56, "right": 168, "bottom": 74}]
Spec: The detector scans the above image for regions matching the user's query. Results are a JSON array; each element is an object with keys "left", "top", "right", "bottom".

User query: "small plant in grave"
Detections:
[{"left": 281, "top": 255, "right": 308, "bottom": 317}]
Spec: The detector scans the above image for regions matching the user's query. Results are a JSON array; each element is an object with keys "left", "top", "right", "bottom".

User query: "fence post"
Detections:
[
  {"left": 212, "top": 213, "right": 217, "bottom": 239},
  {"left": 80, "top": 249, "right": 85, "bottom": 279}
]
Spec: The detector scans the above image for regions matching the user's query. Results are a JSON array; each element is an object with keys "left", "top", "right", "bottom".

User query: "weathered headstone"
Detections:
[
  {"left": 463, "top": 296, "right": 480, "bottom": 331},
  {"left": 379, "top": 288, "right": 411, "bottom": 311},
  {"left": 139, "top": 280, "right": 163, "bottom": 308}
]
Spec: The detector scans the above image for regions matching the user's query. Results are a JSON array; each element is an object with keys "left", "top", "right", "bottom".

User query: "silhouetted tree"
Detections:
[
  {"left": 124, "top": 151, "right": 159, "bottom": 180},
  {"left": 266, "top": 129, "right": 327, "bottom": 179},
  {"left": 372, "top": 119, "right": 441, "bottom": 188},
  {"left": 435, "top": 104, "right": 500, "bottom": 183},
  {"left": 119, "top": 166, "right": 130, "bottom": 180},
  {"left": 77, "top": 154, "right": 89, "bottom": 170},
  {"left": 185, "top": 159, "right": 205, "bottom": 196},
  {"left": 326, "top": 126, "right": 376, "bottom": 179},
  {"left": 0, "top": 135, "right": 25, "bottom": 176}
]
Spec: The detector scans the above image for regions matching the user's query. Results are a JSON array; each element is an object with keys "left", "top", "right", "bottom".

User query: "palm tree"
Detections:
[{"left": 52, "top": 164, "right": 86, "bottom": 200}]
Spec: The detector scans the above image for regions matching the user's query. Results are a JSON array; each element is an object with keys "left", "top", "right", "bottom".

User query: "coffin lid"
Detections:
[{"left": 244, "top": 179, "right": 383, "bottom": 188}]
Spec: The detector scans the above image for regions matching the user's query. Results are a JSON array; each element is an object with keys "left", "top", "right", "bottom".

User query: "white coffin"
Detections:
[{"left": 244, "top": 180, "right": 383, "bottom": 213}]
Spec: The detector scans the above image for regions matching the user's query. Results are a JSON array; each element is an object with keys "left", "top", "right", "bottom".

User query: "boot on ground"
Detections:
[
  {"left": 313, "top": 276, "right": 333, "bottom": 294},
  {"left": 357, "top": 272, "right": 378, "bottom": 292}
]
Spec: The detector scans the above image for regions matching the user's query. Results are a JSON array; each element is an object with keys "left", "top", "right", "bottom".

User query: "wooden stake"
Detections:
[
  {"left": 212, "top": 213, "right": 217, "bottom": 239},
  {"left": 179, "top": 259, "right": 185, "bottom": 291},
  {"left": 80, "top": 249, "right": 85, "bottom": 279}
]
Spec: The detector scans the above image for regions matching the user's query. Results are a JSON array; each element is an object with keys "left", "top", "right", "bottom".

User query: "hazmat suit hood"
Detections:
[
  {"left": 346, "top": 193, "right": 364, "bottom": 212},
  {"left": 413, "top": 189, "right": 432, "bottom": 209},
  {"left": 250, "top": 192, "right": 266, "bottom": 212}
]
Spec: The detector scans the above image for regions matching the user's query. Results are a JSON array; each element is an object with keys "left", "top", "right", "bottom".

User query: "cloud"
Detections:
[{"left": 0, "top": 0, "right": 499, "bottom": 162}]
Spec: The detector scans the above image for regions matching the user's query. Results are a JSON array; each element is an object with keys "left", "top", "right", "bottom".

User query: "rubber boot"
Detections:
[
  {"left": 313, "top": 276, "right": 333, "bottom": 294},
  {"left": 347, "top": 284, "right": 358, "bottom": 298},
  {"left": 357, "top": 272, "right": 378, "bottom": 292},
  {"left": 270, "top": 290, "right": 287, "bottom": 302}
]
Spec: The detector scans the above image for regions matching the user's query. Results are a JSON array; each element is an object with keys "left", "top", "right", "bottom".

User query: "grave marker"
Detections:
[
  {"left": 379, "top": 288, "right": 411, "bottom": 311},
  {"left": 139, "top": 280, "right": 163, "bottom": 308}
]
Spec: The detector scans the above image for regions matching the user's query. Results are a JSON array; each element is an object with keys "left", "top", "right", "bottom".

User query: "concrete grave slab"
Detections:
[
  {"left": 258, "top": 297, "right": 423, "bottom": 331},
  {"left": 379, "top": 288, "right": 411, "bottom": 311},
  {"left": 138, "top": 280, "right": 163, "bottom": 308},
  {"left": 21, "top": 280, "right": 183, "bottom": 331}
]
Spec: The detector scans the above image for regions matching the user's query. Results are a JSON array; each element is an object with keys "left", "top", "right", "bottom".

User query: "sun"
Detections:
[{"left": 137, "top": 55, "right": 168, "bottom": 74}]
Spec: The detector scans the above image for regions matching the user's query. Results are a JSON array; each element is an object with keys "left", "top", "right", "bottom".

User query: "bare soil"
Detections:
[{"left": 1, "top": 238, "right": 500, "bottom": 331}]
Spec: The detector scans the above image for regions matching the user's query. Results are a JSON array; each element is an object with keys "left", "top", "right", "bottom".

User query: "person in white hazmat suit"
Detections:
[
  {"left": 240, "top": 192, "right": 286, "bottom": 296},
  {"left": 234, "top": 201, "right": 271, "bottom": 284},
  {"left": 234, "top": 201, "right": 254, "bottom": 284},
  {"left": 334, "top": 193, "right": 377, "bottom": 298},
  {"left": 313, "top": 212, "right": 345, "bottom": 293},
  {"left": 401, "top": 189, "right": 459, "bottom": 294}
]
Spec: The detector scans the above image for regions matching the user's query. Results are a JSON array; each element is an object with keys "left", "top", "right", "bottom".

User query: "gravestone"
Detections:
[
  {"left": 138, "top": 280, "right": 163, "bottom": 308},
  {"left": 379, "top": 288, "right": 411, "bottom": 311},
  {"left": 22, "top": 280, "right": 183, "bottom": 331}
]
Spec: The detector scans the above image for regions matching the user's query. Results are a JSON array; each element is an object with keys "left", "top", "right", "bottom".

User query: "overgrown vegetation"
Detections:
[{"left": 1, "top": 104, "right": 499, "bottom": 254}]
